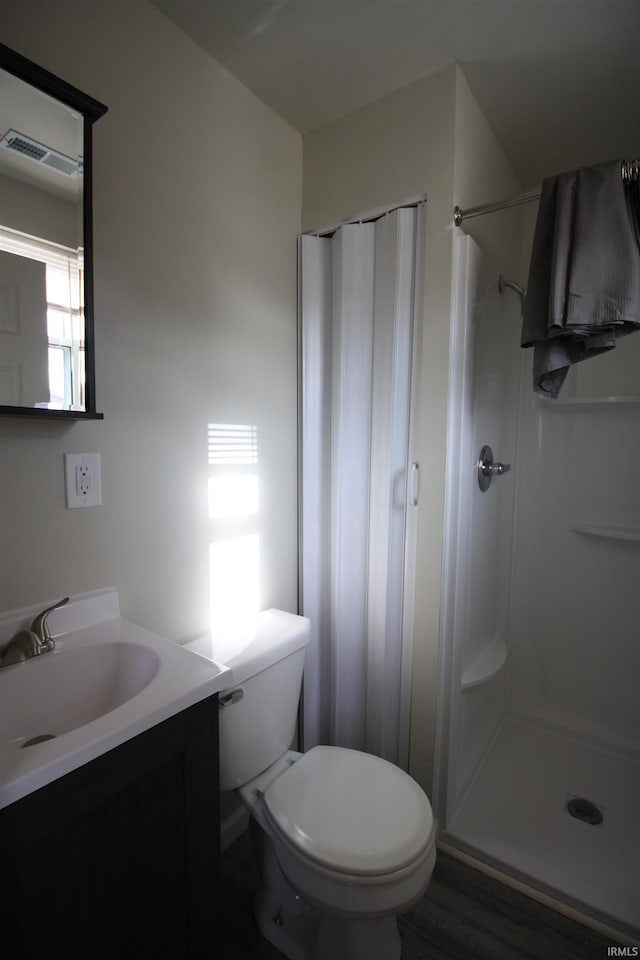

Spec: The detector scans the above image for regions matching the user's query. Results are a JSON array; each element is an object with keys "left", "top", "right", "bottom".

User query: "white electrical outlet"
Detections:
[{"left": 65, "top": 453, "right": 102, "bottom": 508}]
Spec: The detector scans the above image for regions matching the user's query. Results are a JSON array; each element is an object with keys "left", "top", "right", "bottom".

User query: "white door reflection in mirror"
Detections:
[{"left": 0, "top": 249, "right": 47, "bottom": 404}]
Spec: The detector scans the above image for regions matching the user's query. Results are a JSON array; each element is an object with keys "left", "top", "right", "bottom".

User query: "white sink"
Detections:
[
  {"left": 0, "top": 589, "right": 232, "bottom": 809},
  {"left": 3, "top": 641, "right": 161, "bottom": 748}
]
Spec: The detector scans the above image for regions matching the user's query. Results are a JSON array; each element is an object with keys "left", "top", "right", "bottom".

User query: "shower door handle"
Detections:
[
  {"left": 477, "top": 445, "right": 511, "bottom": 492},
  {"left": 409, "top": 462, "right": 420, "bottom": 506}
]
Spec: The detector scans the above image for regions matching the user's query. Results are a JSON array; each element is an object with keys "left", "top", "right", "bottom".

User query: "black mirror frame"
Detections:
[{"left": 0, "top": 41, "right": 107, "bottom": 420}]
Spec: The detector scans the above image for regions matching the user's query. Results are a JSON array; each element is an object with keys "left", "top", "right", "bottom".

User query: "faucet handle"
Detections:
[
  {"left": 30, "top": 596, "right": 70, "bottom": 645},
  {"left": 0, "top": 630, "right": 40, "bottom": 666}
]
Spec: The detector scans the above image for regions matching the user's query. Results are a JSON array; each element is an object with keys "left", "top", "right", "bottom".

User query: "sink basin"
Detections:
[
  {"left": 0, "top": 588, "right": 232, "bottom": 810},
  {"left": 2, "top": 642, "right": 160, "bottom": 748}
]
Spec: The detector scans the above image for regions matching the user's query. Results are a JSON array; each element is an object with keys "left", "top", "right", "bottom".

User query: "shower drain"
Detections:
[{"left": 565, "top": 795, "right": 604, "bottom": 826}]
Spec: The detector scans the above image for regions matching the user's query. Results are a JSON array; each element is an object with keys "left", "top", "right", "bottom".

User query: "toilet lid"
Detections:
[{"left": 263, "top": 745, "right": 434, "bottom": 876}]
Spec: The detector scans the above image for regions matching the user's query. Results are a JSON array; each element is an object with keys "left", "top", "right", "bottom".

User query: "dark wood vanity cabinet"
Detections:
[{"left": 0, "top": 696, "right": 220, "bottom": 959}]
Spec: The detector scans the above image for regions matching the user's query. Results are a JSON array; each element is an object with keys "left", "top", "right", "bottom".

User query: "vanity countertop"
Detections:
[{"left": 0, "top": 589, "right": 231, "bottom": 810}]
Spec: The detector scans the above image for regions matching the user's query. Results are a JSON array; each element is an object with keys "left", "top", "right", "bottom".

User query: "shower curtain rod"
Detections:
[{"left": 453, "top": 158, "right": 640, "bottom": 227}]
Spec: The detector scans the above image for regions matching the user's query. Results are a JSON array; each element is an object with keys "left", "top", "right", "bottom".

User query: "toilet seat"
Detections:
[{"left": 263, "top": 745, "right": 434, "bottom": 877}]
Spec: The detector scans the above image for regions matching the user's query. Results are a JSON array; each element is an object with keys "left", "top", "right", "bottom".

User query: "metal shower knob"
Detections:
[{"left": 477, "top": 445, "right": 511, "bottom": 492}]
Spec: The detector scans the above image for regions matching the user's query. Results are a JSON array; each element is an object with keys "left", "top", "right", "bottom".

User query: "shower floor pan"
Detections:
[{"left": 444, "top": 716, "right": 640, "bottom": 940}]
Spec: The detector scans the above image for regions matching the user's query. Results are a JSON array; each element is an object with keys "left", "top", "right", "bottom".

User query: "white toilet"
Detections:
[{"left": 187, "top": 609, "right": 437, "bottom": 960}]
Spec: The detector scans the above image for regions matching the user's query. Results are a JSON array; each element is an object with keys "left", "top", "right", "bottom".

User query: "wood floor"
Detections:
[{"left": 219, "top": 830, "right": 620, "bottom": 959}]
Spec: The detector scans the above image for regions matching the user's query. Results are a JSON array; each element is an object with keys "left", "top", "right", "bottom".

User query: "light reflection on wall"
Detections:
[
  {"left": 208, "top": 424, "right": 260, "bottom": 639},
  {"left": 208, "top": 474, "right": 258, "bottom": 519}
]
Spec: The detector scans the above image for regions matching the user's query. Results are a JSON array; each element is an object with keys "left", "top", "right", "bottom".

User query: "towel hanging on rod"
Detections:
[
  {"left": 453, "top": 159, "right": 639, "bottom": 226},
  {"left": 521, "top": 158, "right": 640, "bottom": 398}
]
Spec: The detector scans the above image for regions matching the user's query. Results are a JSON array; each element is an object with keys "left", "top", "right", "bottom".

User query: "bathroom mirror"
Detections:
[{"left": 0, "top": 42, "right": 107, "bottom": 419}]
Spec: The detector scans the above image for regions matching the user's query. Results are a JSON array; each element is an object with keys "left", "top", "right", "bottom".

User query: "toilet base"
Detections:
[
  {"left": 254, "top": 882, "right": 401, "bottom": 960},
  {"left": 250, "top": 817, "right": 402, "bottom": 960},
  {"left": 252, "top": 816, "right": 321, "bottom": 960}
]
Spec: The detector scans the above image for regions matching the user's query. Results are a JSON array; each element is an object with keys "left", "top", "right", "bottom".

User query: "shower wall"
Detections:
[
  {"left": 440, "top": 232, "right": 640, "bottom": 828},
  {"left": 439, "top": 231, "right": 640, "bottom": 937},
  {"left": 508, "top": 329, "right": 640, "bottom": 753},
  {"left": 438, "top": 234, "right": 521, "bottom": 821}
]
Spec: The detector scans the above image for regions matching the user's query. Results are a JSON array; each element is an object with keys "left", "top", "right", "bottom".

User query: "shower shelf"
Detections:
[
  {"left": 537, "top": 395, "right": 640, "bottom": 411},
  {"left": 572, "top": 521, "right": 640, "bottom": 542},
  {"left": 461, "top": 632, "right": 507, "bottom": 690}
]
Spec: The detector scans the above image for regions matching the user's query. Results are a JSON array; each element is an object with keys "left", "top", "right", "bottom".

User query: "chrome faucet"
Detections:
[{"left": 0, "top": 597, "right": 69, "bottom": 668}]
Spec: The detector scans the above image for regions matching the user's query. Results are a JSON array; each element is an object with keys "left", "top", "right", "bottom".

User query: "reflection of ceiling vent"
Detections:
[{"left": 0, "top": 129, "right": 80, "bottom": 177}]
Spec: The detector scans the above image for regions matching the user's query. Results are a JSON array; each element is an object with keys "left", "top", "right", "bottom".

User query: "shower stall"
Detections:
[{"left": 435, "top": 233, "right": 640, "bottom": 940}]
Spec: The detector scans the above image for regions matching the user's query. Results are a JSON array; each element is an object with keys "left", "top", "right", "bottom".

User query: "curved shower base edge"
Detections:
[{"left": 436, "top": 836, "right": 640, "bottom": 947}]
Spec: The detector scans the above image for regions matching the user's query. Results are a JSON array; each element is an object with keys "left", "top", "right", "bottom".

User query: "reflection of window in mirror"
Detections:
[
  {"left": 0, "top": 226, "right": 84, "bottom": 409},
  {"left": 0, "top": 42, "right": 107, "bottom": 418}
]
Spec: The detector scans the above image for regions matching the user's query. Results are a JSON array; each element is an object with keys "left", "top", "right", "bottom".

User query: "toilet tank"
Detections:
[{"left": 197, "top": 610, "right": 310, "bottom": 791}]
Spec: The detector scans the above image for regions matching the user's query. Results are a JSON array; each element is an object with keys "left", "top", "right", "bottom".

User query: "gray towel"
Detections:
[{"left": 521, "top": 160, "right": 640, "bottom": 398}]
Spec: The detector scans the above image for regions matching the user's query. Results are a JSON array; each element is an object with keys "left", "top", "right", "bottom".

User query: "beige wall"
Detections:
[
  {"left": 0, "top": 174, "right": 79, "bottom": 249},
  {"left": 0, "top": 0, "right": 302, "bottom": 641},
  {"left": 303, "top": 65, "right": 524, "bottom": 795},
  {"left": 454, "top": 70, "right": 525, "bottom": 283}
]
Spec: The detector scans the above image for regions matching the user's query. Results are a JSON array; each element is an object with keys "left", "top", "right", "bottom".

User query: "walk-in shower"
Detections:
[{"left": 436, "top": 233, "right": 640, "bottom": 941}]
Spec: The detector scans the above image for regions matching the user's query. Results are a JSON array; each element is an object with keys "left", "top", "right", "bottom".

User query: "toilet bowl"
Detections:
[
  {"left": 187, "top": 610, "right": 436, "bottom": 960},
  {"left": 239, "top": 747, "right": 436, "bottom": 960}
]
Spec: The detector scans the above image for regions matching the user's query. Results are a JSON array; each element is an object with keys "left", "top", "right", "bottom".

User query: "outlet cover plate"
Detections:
[{"left": 65, "top": 453, "right": 102, "bottom": 508}]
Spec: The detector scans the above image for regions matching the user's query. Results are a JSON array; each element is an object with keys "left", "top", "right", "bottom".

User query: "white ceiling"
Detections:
[
  {"left": 151, "top": 0, "right": 640, "bottom": 187},
  {"left": 0, "top": 69, "right": 83, "bottom": 202}
]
